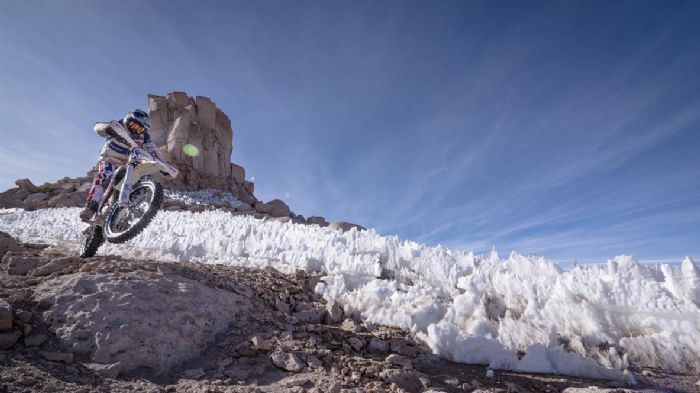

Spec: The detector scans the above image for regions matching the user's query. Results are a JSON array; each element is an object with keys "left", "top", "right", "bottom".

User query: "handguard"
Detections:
[
  {"left": 160, "top": 162, "right": 179, "bottom": 178},
  {"left": 106, "top": 124, "right": 138, "bottom": 147}
]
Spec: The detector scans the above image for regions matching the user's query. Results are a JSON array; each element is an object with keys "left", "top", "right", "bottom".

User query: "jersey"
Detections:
[{"left": 93, "top": 120, "right": 164, "bottom": 163}]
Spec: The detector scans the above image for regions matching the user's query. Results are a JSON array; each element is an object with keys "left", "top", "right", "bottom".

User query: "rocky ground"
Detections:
[{"left": 0, "top": 232, "right": 697, "bottom": 393}]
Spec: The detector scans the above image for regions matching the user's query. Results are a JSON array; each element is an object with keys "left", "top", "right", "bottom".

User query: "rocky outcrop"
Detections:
[
  {"left": 328, "top": 221, "right": 366, "bottom": 232},
  {"left": 255, "top": 199, "right": 291, "bottom": 218},
  {"left": 148, "top": 92, "right": 257, "bottom": 204},
  {"left": 0, "top": 230, "right": 20, "bottom": 258},
  {"left": 0, "top": 176, "right": 90, "bottom": 210},
  {"left": 37, "top": 269, "right": 251, "bottom": 374},
  {"left": 0, "top": 298, "right": 11, "bottom": 332},
  {"left": 307, "top": 216, "right": 330, "bottom": 227},
  {"left": 15, "top": 179, "right": 39, "bottom": 193}
]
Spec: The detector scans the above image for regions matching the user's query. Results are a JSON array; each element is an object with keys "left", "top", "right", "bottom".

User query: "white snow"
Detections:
[
  {"left": 164, "top": 188, "right": 242, "bottom": 208},
  {"left": 2, "top": 207, "right": 699, "bottom": 382}
]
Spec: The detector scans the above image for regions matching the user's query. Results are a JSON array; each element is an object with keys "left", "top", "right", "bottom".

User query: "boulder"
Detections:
[
  {"left": 0, "top": 231, "right": 21, "bottom": 258},
  {"left": 306, "top": 355, "right": 323, "bottom": 369},
  {"left": 40, "top": 351, "right": 74, "bottom": 363},
  {"left": 341, "top": 319, "right": 361, "bottom": 333},
  {"left": 2, "top": 252, "right": 44, "bottom": 276},
  {"left": 77, "top": 182, "right": 92, "bottom": 192},
  {"left": 243, "top": 180, "right": 254, "bottom": 194},
  {"left": 223, "top": 366, "right": 250, "bottom": 380},
  {"left": 387, "top": 354, "right": 413, "bottom": 369},
  {"left": 391, "top": 337, "right": 419, "bottom": 357},
  {"left": 307, "top": 216, "right": 329, "bottom": 227},
  {"left": 184, "top": 367, "right": 205, "bottom": 379},
  {"left": 236, "top": 340, "right": 259, "bottom": 357},
  {"left": 325, "top": 300, "right": 343, "bottom": 324},
  {"left": 56, "top": 181, "right": 75, "bottom": 191},
  {"left": 30, "top": 256, "right": 82, "bottom": 277},
  {"left": 239, "top": 192, "right": 256, "bottom": 206},
  {"left": 275, "top": 299, "right": 291, "bottom": 314},
  {"left": 0, "top": 188, "right": 29, "bottom": 208},
  {"left": 293, "top": 308, "right": 325, "bottom": 323},
  {"left": 368, "top": 338, "right": 390, "bottom": 354},
  {"left": 379, "top": 369, "right": 423, "bottom": 393},
  {"left": 15, "top": 178, "right": 39, "bottom": 193},
  {"left": 250, "top": 335, "right": 273, "bottom": 351},
  {"left": 16, "top": 310, "right": 32, "bottom": 324},
  {"left": 0, "top": 331, "right": 21, "bottom": 350},
  {"left": 46, "top": 193, "right": 82, "bottom": 208},
  {"left": 256, "top": 199, "right": 290, "bottom": 218},
  {"left": 0, "top": 298, "right": 12, "bottom": 331},
  {"left": 24, "top": 334, "right": 47, "bottom": 347},
  {"left": 348, "top": 337, "right": 364, "bottom": 351},
  {"left": 329, "top": 222, "right": 366, "bottom": 232},
  {"left": 236, "top": 202, "right": 254, "bottom": 212},
  {"left": 270, "top": 350, "right": 305, "bottom": 372},
  {"left": 24, "top": 193, "right": 49, "bottom": 204},
  {"left": 230, "top": 163, "right": 245, "bottom": 182},
  {"left": 34, "top": 270, "right": 253, "bottom": 374},
  {"left": 86, "top": 362, "right": 122, "bottom": 379}
]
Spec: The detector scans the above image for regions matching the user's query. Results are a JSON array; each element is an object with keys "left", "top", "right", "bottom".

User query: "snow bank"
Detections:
[
  {"left": 164, "top": 188, "right": 242, "bottom": 208},
  {"left": 1, "top": 208, "right": 698, "bottom": 380}
]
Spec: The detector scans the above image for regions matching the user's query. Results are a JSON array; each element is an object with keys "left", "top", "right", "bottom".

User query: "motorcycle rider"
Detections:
[{"left": 79, "top": 109, "right": 167, "bottom": 221}]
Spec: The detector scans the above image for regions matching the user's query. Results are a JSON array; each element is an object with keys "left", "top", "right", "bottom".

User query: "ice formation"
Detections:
[
  {"left": 164, "top": 188, "right": 242, "bottom": 208},
  {"left": 1, "top": 207, "right": 698, "bottom": 381}
]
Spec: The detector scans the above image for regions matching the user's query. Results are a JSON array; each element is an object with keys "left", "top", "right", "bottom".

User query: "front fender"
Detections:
[
  {"left": 133, "top": 160, "right": 179, "bottom": 180},
  {"left": 132, "top": 148, "right": 179, "bottom": 179}
]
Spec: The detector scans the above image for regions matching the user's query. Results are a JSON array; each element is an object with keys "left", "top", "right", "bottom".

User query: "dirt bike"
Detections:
[{"left": 79, "top": 129, "right": 179, "bottom": 258}]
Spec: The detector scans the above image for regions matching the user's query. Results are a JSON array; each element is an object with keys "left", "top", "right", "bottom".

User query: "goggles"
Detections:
[{"left": 127, "top": 120, "right": 146, "bottom": 134}]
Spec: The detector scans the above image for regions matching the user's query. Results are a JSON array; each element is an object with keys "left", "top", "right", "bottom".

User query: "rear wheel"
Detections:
[
  {"left": 104, "top": 179, "right": 163, "bottom": 244},
  {"left": 79, "top": 225, "right": 104, "bottom": 258}
]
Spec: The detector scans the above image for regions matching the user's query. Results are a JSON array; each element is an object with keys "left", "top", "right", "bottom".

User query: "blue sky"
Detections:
[{"left": 1, "top": 0, "right": 699, "bottom": 263}]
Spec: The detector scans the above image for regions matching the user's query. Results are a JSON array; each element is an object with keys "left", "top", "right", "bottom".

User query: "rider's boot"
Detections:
[{"left": 79, "top": 200, "right": 98, "bottom": 222}]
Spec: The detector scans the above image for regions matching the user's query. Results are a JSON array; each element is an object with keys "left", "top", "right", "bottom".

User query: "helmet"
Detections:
[{"left": 124, "top": 109, "right": 151, "bottom": 134}]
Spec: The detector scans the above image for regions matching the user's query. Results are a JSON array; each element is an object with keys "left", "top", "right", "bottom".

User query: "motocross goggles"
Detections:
[{"left": 127, "top": 119, "right": 146, "bottom": 134}]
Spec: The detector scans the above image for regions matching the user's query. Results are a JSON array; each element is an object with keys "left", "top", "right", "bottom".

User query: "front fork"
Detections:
[
  {"left": 92, "top": 162, "right": 133, "bottom": 224},
  {"left": 118, "top": 162, "right": 135, "bottom": 207}
]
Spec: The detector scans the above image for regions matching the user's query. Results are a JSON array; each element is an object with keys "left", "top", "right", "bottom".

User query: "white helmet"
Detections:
[{"left": 123, "top": 109, "right": 151, "bottom": 134}]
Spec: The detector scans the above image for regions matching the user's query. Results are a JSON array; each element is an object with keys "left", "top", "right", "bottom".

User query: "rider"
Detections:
[{"left": 79, "top": 109, "right": 167, "bottom": 221}]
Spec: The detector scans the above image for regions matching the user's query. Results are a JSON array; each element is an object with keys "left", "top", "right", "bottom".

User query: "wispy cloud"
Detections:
[{"left": 1, "top": 0, "right": 698, "bottom": 263}]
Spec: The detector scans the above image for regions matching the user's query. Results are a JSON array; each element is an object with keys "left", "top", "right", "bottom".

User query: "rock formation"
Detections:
[
  {"left": 0, "top": 177, "right": 91, "bottom": 210},
  {"left": 147, "top": 92, "right": 256, "bottom": 206}
]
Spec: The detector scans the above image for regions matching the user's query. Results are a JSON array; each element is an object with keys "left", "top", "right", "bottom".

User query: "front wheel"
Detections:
[
  {"left": 104, "top": 179, "right": 163, "bottom": 244},
  {"left": 79, "top": 225, "right": 104, "bottom": 258}
]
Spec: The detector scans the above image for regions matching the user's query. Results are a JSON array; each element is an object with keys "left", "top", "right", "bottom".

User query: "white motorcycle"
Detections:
[{"left": 80, "top": 129, "right": 179, "bottom": 258}]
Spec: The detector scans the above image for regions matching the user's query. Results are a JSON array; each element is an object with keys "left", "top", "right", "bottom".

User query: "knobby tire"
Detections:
[{"left": 104, "top": 180, "right": 164, "bottom": 244}]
